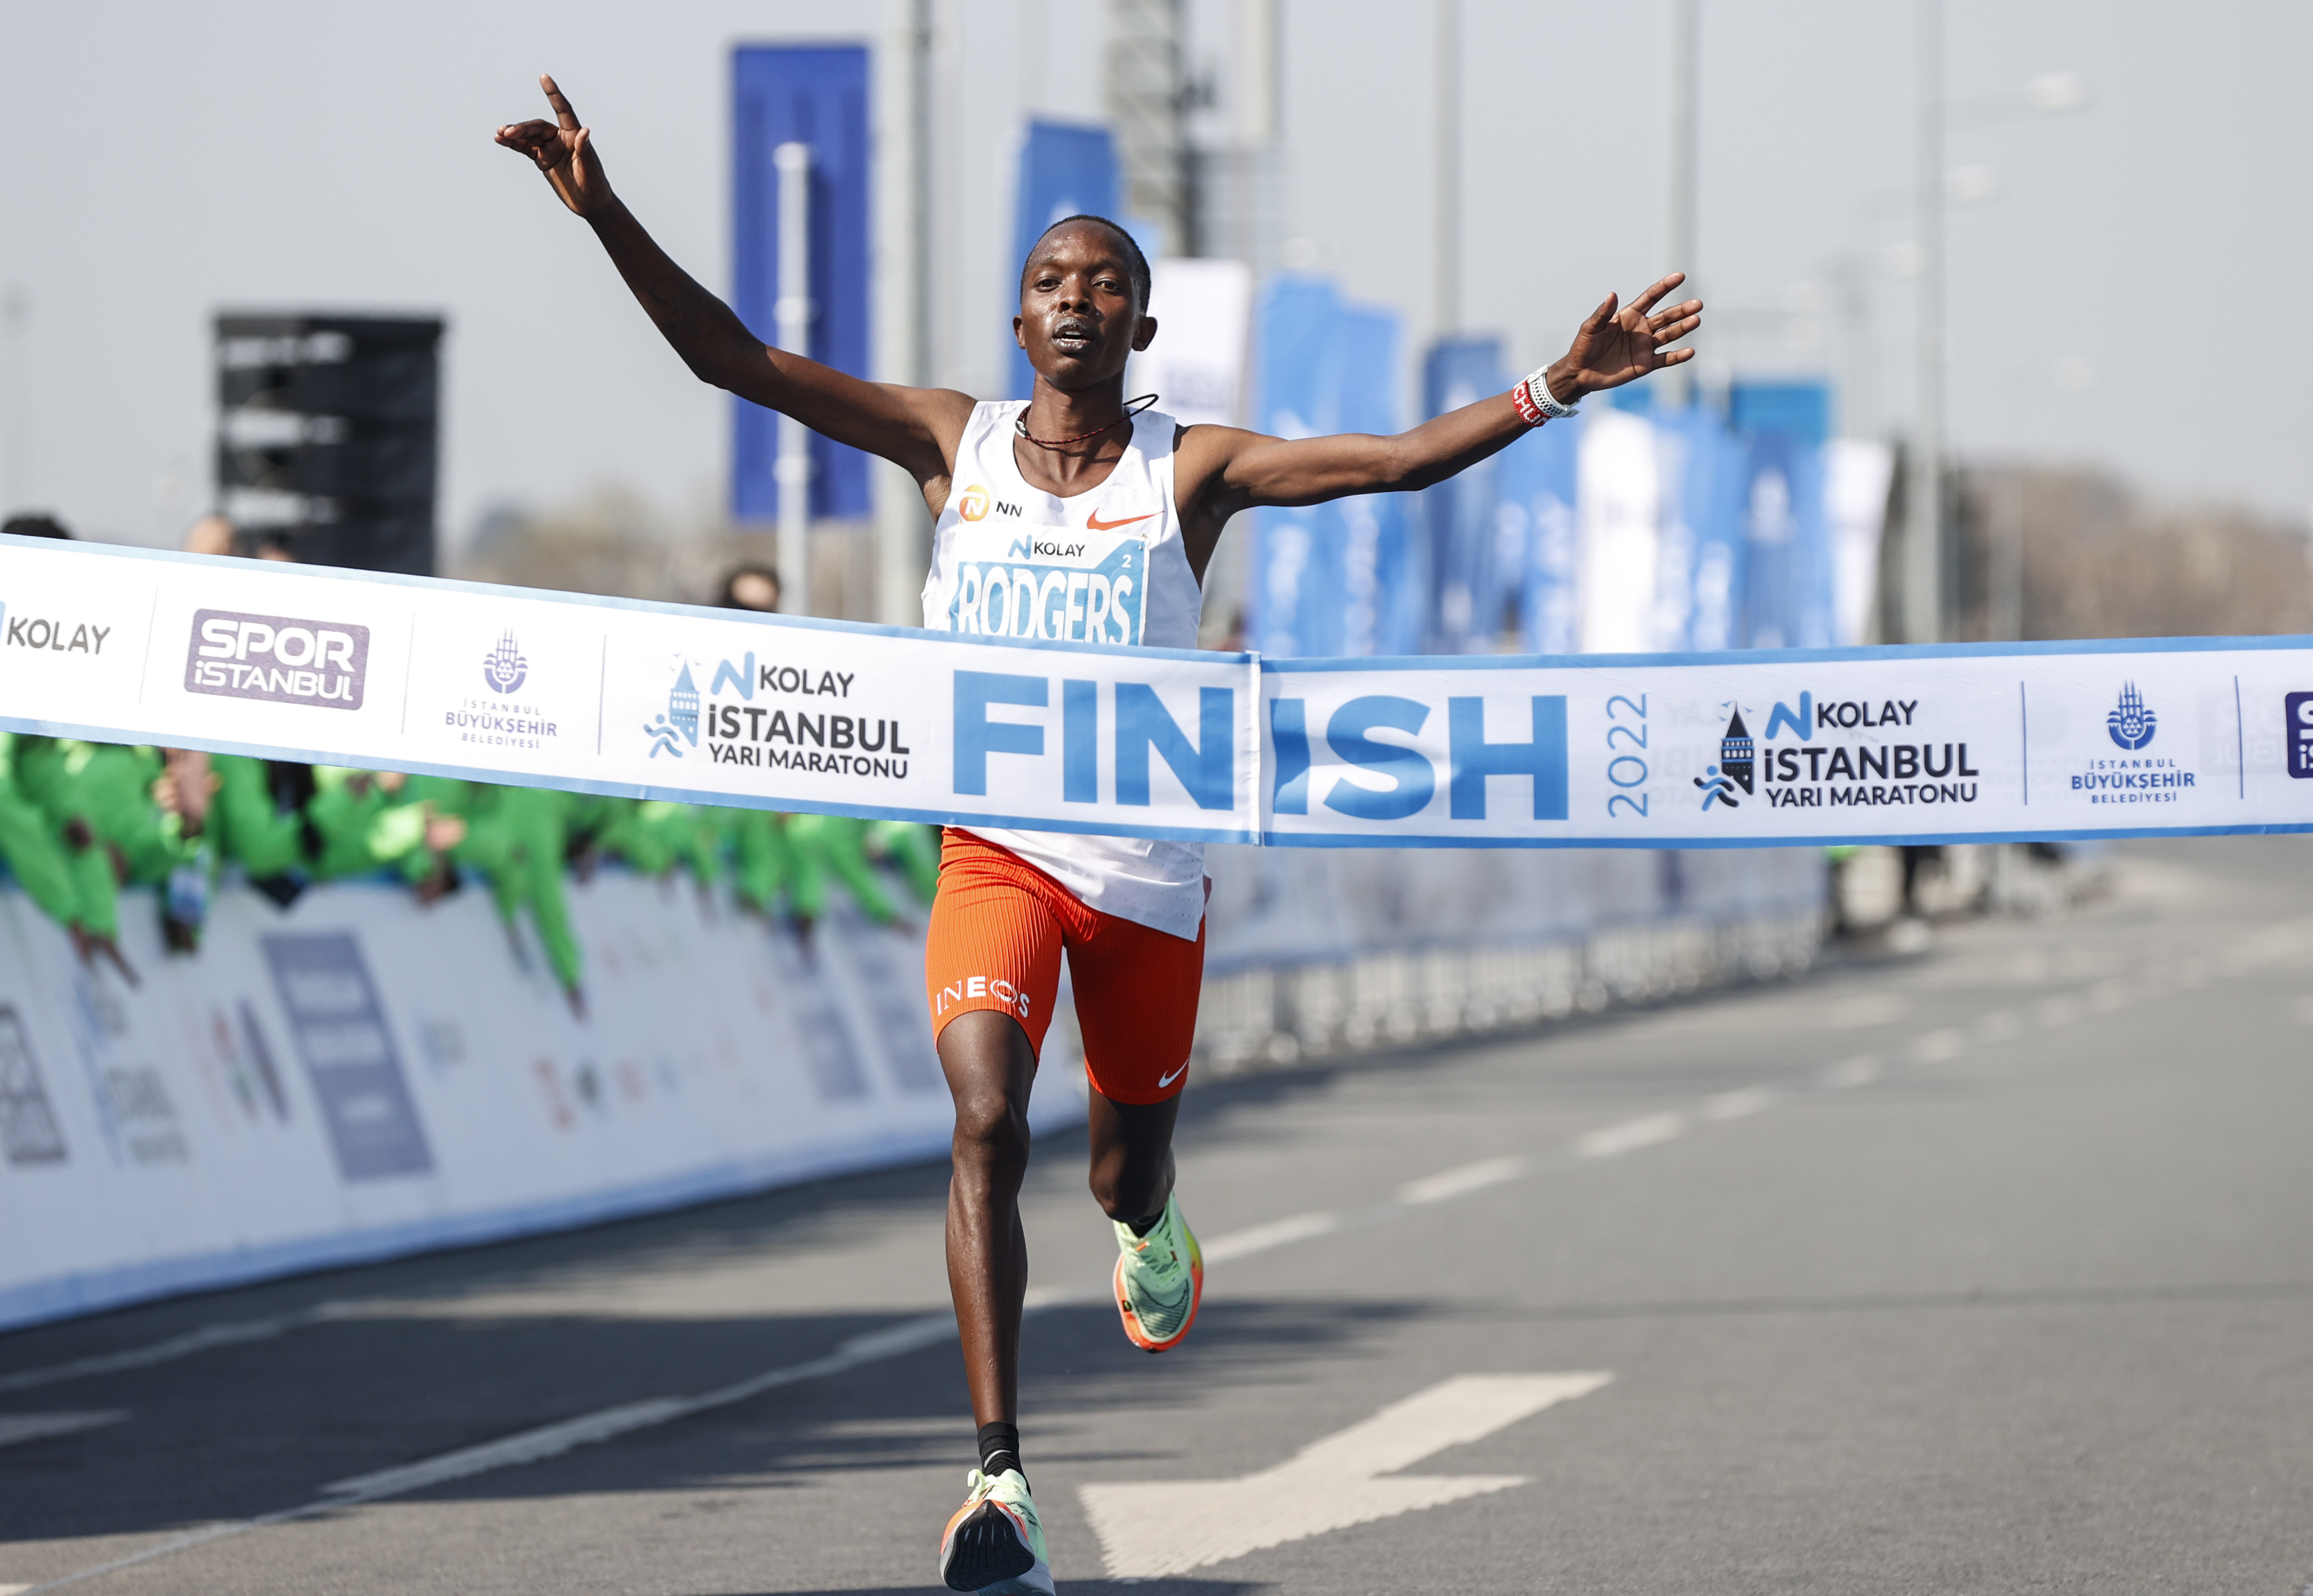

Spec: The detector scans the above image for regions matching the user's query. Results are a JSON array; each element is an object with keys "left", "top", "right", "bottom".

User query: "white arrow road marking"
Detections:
[{"left": 1077, "top": 1373, "right": 1611, "bottom": 1578}]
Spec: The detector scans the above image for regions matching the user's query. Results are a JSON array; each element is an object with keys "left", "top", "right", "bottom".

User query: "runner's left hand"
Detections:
[{"left": 1545, "top": 273, "right": 1703, "bottom": 402}]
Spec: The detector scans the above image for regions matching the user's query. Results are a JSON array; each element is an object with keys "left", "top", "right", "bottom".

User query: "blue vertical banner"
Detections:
[
  {"left": 1330, "top": 304, "right": 1416, "bottom": 656},
  {"left": 1420, "top": 338, "right": 1506, "bottom": 652},
  {"left": 1655, "top": 407, "right": 1748, "bottom": 652},
  {"left": 1247, "top": 274, "right": 1343, "bottom": 657},
  {"left": 731, "top": 45, "right": 872, "bottom": 523},
  {"left": 1730, "top": 381, "right": 1831, "bottom": 649},
  {"left": 1010, "top": 122, "right": 1121, "bottom": 401},
  {"left": 1496, "top": 413, "right": 1582, "bottom": 654}
]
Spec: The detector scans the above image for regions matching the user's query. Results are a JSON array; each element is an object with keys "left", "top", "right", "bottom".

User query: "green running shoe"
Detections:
[
  {"left": 1113, "top": 1192, "right": 1203, "bottom": 1353},
  {"left": 938, "top": 1467, "right": 1052, "bottom": 1594}
]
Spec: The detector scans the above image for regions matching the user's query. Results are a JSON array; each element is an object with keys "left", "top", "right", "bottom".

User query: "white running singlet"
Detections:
[{"left": 920, "top": 400, "right": 1208, "bottom": 940}]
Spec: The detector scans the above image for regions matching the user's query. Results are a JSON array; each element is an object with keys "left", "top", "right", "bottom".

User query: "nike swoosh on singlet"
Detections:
[
  {"left": 1086, "top": 509, "right": 1154, "bottom": 532},
  {"left": 1155, "top": 1065, "right": 1187, "bottom": 1089}
]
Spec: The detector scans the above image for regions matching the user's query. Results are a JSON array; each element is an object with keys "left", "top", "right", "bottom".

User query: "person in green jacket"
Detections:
[
  {"left": 787, "top": 813, "right": 901, "bottom": 932},
  {"left": 13, "top": 736, "right": 190, "bottom": 974},
  {"left": 867, "top": 820, "right": 942, "bottom": 908},
  {"left": 0, "top": 733, "right": 100, "bottom": 958},
  {"left": 305, "top": 769, "right": 467, "bottom": 891},
  {"left": 456, "top": 783, "right": 585, "bottom": 1015},
  {"left": 723, "top": 807, "right": 797, "bottom": 919}
]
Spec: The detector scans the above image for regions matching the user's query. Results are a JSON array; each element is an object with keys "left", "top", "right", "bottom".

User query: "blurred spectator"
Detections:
[
  {"left": 255, "top": 531, "right": 298, "bottom": 561},
  {"left": 3, "top": 513, "right": 72, "bottom": 540},
  {"left": 717, "top": 563, "right": 781, "bottom": 613},
  {"left": 183, "top": 514, "right": 235, "bottom": 557}
]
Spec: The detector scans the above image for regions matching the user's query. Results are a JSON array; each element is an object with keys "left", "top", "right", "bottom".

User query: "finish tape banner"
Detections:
[{"left": 5, "top": 534, "right": 2312, "bottom": 849}]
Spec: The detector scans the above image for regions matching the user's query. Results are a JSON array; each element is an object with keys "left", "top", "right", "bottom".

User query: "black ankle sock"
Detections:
[
  {"left": 977, "top": 1421, "right": 1023, "bottom": 1484},
  {"left": 1126, "top": 1205, "right": 1165, "bottom": 1237}
]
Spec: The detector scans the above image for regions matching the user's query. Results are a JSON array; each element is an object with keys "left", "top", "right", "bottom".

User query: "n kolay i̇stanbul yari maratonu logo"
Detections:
[
  {"left": 1697, "top": 691, "right": 1979, "bottom": 814},
  {"left": 645, "top": 651, "right": 909, "bottom": 777}
]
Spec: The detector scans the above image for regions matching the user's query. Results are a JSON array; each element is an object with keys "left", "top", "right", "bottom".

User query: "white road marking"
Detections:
[
  {"left": 1703, "top": 1086, "right": 1777, "bottom": 1121},
  {"left": 1079, "top": 1373, "right": 1612, "bottom": 1578},
  {"left": 1200, "top": 1210, "right": 1342, "bottom": 1264},
  {"left": 0, "top": 1412, "right": 125, "bottom": 1449},
  {"left": 1973, "top": 1010, "right": 2023, "bottom": 1042},
  {"left": 1576, "top": 1113, "right": 1687, "bottom": 1159},
  {"left": 0, "top": 1307, "right": 342, "bottom": 1396},
  {"left": 1910, "top": 1029, "right": 1965, "bottom": 1063},
  {"left": 1398, "top": 1156, "right": 1526, "bottom": 1205},
  {"left": 1818, "top": 1054, "right": 1881, "bottom": 1089}
]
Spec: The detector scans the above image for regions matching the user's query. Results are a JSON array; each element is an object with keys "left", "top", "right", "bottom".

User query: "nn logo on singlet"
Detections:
[{"left": 956, "top": 485, "right": 1024, "bottom": 523}]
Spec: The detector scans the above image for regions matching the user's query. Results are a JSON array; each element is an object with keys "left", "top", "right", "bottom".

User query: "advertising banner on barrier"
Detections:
[{"left": 3, "top": 534, "right": 2311, "bottom": 850}]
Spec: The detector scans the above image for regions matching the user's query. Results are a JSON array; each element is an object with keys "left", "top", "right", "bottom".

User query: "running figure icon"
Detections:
[
  {"left": 496, "top": 73, "right": 1702, "bottom": 1595},
  {"left": 1695, "top": 765, "right": 1743, "bottom": 810}
]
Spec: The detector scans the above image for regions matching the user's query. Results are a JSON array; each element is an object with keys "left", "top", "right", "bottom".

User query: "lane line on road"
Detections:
[
  {"left": 0, "top": 1307, "right": 343, "bottom": 1396},
  {"left": 0, "top": 1413, "right": 125, "bottom": 1450},
  {"left": 1576, "top": 1114, "right": 1687, "bottom": 1159},
  {"left": 1398, "top": 1156, "right": 1527, "bottom": 1206}
]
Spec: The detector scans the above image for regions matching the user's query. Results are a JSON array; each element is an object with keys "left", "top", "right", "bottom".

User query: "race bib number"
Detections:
[{"left": 943, "top": 525, "right": 1148, "bottom": 646}]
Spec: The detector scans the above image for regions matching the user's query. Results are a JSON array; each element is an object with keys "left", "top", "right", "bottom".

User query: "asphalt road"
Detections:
[{"left": 5, "top": 838, "right": 2313, "bottom": 1595}]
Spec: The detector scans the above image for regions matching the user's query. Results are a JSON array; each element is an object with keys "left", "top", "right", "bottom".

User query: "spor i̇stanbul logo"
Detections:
[
  {"left": 2106, "top": 682, "right": 2157, "bottom": 750},
  {"left": 482, "top": 630, "right": 528, "bottom": 695}
]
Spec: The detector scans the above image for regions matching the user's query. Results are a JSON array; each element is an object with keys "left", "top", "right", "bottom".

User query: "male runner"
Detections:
[{"left": 498, "top": 75, "right": 1699, "bottom": 1595}]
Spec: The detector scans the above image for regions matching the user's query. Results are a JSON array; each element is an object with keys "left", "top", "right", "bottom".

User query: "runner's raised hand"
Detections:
[
  {"left": 1550, "top": 272, "right": 1704, "bottom": 399},
  {"left": 494, "top": 74, "right": 613, "bottom": 219}
]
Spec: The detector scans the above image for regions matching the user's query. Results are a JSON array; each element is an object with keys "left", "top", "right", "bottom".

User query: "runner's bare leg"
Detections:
[
  {"left": 940, "top": 1015, "right": 1183, "bottom": 1424},
  {"left": 1087, "top": 1091, "right": 1178, "bottom": 1226},
  {"left": 940, "top": 1011, "right": 1037, "bottom": 1425}
]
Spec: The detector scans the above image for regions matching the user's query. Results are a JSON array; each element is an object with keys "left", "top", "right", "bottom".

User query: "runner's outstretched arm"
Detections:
[
  {"left": 494, "top": 75, "right": 972, "bottom": 492},
  {"left": 1176, "top": 276, "right": 1702, "bottom": 533}
]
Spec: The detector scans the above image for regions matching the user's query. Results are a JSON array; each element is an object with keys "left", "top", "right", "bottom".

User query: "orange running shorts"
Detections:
[{"left": 923, "top": 828, "right": 1204, "bottom": 1105}]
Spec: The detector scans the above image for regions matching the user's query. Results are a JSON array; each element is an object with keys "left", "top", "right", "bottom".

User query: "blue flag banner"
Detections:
[
  {"left": 1739, "top": 430, "right": 1831, "bottom": 650},
  {"left": 1326, "top": 303, "right": 1416, "bottom": 657},
  {"left": 1657, "top": 407, "right": 1749, "bottom": 653},
  {"left": 7, "top": 535, "right": 2309, "bottom": 852},
  {"left": 1496, "top": 415, "right": 1582, "bottom": 655},
  {"left": 1730, "top": 381, "right": 1833, "bottom": 649},
  {"left": 1009, "top": 122, "right": 1121, "bottom": 401},
  {"left": 1420, "top": 338, "right": 1507, "bottom": 652},
  {"left": 1247, "top": 274, "right": 1344, "bottom": 658},
  {"left": 731, "top": 45, "right": 873, "bottom": 522}
]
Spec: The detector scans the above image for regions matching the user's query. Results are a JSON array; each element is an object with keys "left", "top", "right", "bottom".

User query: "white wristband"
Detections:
[{"left": 1521, "top": 368, "right": 1580, "bottom": 421}]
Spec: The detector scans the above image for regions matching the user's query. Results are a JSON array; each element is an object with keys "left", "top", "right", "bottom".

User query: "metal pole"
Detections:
[
  {"left": 1433, "top": 0, "right": 1459, "bottom": 336},
  {"left": 774, "top": 140, "right": 814, "bottom": 617},
  {"left": 1663, "top": 0, "right": 1699, "bottom": 408},
  {"left": 1903, "top": 0, "right": 1944, "bottom": 644},
  {"left": 911, "top": 0, "right": 934, "bottom": 388}
]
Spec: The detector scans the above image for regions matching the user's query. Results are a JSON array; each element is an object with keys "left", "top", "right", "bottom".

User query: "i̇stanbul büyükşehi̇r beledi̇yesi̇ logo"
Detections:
[
  {"left": 2107, "top": 682, "right": 2157, "bottom": 750},
  {"left": 482, "top": 630, "right": 528, "bottom": 695}
]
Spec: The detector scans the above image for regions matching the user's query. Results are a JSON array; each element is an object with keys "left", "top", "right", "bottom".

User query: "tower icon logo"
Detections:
[
  {"left": 2106, "top": 682, "right": 2157, "bottom": 751},
  {"left": 1718, "top": 707, "right": 1755, "bottom": 795},
  {"left": 481, "top": 630, "right": 528, "bottom": 695},
  {"left": 644, "top": 662, "right": 700, "bottom": 759}
]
